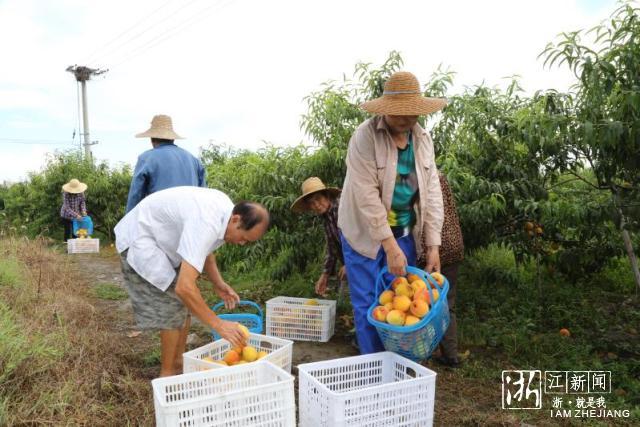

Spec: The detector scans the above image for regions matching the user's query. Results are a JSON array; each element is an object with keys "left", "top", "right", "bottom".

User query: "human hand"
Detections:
[
  {"left": 213, "top": 320, "right": 246, "bottom": 348},
  {"left": 76, "top": 214, "right": 83, "bottom": 220},
  {"left": 315, "top": 273, "right": 329, "bottom": 296},
  {"left": 338, "top": 265, "right": 347, "bottom": 281},
  {"left": 382, "top": 237, "right": 407, "bottom": 276},
  {"left": 214, "top": 281, "right": 240, "bottom": 310},
  {"left": 424, "top": 246, "right": 441, "bottom": 273}
]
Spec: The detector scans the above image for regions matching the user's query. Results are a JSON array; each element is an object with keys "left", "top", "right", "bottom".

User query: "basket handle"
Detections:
[{"left": 211, "top": 300, "right": 263, "bottom": 318}]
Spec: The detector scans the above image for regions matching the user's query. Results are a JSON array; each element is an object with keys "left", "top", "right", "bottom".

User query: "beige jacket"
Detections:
[{"left": 338, "top": 116, "right": 444, "bottom": 260}]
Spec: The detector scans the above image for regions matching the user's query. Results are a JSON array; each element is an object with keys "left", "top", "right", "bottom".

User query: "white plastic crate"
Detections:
[
  {"left": 152, "top": 361, "right": 295, "bottom": 427},
  {"left": 183, "top": 333, "right": 293, "bottom": 373},
  {"left": 266, "top": 297, "right": 336, "bottom": 342},
  {"left": 298, "top": 351, "right": 437, "bottom": 427},
  {"left": 67, "top": 238, "right": 100, "bottom": 254}
]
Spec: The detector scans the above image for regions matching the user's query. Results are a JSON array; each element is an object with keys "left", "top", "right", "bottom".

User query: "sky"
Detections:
[{"left": 0, "top": 0, "right": 617, "bottom": 183}]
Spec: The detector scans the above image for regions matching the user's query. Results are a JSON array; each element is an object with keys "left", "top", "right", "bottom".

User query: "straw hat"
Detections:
[
  {"left": 62, "top": 178, "right": 87, "bottom": 194},
  {"left": 135, "top": 114, "right": 184, "bottom": 139},
  {"left": 360, "top": 71, "right": 447, "bottom": 116},
  {"left": 290, "top": 177, "right": 341, "bottom": 213}
]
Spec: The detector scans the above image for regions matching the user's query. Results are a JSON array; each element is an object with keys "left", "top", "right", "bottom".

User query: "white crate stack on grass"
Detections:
[
  {"left": 152, "top": 361, "right": 296, "bottom": 427},
  {"left": 266, "top": 297, "right": 336, "bottom": 342},
  {"left": 67, "top": 238, "right": 100, "bottom": 254},
  {"left": 183, "top": 333, "right": 294, "bottom": 373},
  {"left": 298, "top": 352, "right": 437, "bottom": 427}
]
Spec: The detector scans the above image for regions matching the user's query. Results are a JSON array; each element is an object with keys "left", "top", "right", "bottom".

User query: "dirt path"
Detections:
[{"left": 68, "top": 250, "right": 555, "bottom": 426}]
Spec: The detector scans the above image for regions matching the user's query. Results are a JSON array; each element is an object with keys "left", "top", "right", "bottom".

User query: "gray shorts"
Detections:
[{"left": 120, "top": 251, "right": 188, "bottom": 331}]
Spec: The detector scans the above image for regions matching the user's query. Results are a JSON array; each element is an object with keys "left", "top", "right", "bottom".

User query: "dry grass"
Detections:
[{"left": 0, "top": 237, "right": 154, "bottom": 425}]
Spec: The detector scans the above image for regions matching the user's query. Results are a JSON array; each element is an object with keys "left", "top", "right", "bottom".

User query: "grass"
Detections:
[
  {"left": 92, "top": 283, "right": 128, "bottom": 300},
  {"left": 0, "top": 237, "right": 154, "bottom": 425},
  {"left": 455, "top": 244, "right": 640, "bottom": 424}
]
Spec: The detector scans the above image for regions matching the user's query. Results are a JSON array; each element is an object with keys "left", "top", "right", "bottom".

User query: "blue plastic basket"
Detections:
[
  {"left": 72, "top": 215, "right": 94, "bottom": 237},
  {"left": 210, "top": 300, "right": 263, "bottom": 341},
  {"left": 367, "top": 266, "right": 450, "bottom": 362}
]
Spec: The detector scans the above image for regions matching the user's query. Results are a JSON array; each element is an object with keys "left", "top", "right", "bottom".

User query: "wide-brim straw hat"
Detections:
[
  {"left": 360, "top": 71, "right": 447, "bottom": 116},
  {"left": 290, "top": 177, "right": 341, "bottom": 213},
  {"left": 62, "top": 178, "right": 87, "bottom": 194},
  {"left": 135, "top": 114, "right": 184, "bottom": 139}
]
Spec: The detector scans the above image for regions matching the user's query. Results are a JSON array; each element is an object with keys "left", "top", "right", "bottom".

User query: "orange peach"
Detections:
[
  {"left": 404, "top": 315, "right": 421, "bottom": 326},
  {"left": 372, "top": 306, "right": 389, "bottom": 322},
  {"left": 410, "top": 280, "right": 427, "bottom": 294},
  {"left": 384, "top": 302, "right": 394, "bottom": 311},
  {"left": 386, "top": 309, "right": 406, "bottom": 326},
  {"left": 223, "top": 349, "right": 241, "bottom": 365},
  {"left": 395, "top": 283, "right": 414, "bottom": 298},
  {"left": 390, "top": 276, "right": 409, "bottom": 291},
  {"left": 410, "top": 299, "right": 429, "bottom": 318},
  {"left": 379, "top": 290, "right": 395, "bottom": 305},
  {"left": 407, "top": 273, "right": 421, "bottom": 283},
  {"left": 393, "top": 295, "right": 412, "bottom": 312},
  {"left": 257, "top": 351, "right": 269, "bottom": 360},
  {"left": 430, "top": 272, "right": 445, "bottom": 286}
]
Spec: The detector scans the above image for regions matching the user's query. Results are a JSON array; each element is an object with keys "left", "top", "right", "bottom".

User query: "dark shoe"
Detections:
[{"left": 433, "top": 355, "right": 460, "bottom": 368}]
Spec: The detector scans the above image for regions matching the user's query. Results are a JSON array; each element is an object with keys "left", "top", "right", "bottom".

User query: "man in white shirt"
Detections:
[{"left": 115, "top": 186, "right": 269, "bottom": 376}]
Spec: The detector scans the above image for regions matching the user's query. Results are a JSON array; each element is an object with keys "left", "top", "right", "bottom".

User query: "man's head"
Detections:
[
  {"left": 224, "top": 201, "right": 270, "bottom": 245},
  {"left": 383, "top": 115, "right": 419, "bottom": 135},
  {"left": 151, "top": 137, "right": 174, "bottom": 148}
]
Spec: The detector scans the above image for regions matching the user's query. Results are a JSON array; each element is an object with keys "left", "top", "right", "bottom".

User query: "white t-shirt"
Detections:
[{"left": 115, "top": 186, "right": 233, "bottom": 291}]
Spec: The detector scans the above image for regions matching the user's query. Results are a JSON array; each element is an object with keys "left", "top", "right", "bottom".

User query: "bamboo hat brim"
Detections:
[
  {"left": 135, "top": 114, "right": 184, "bottom": 140},
  {"left": 360, "top": 71, "right": 447, "bottom": 116},
  {"left": 291, "top": 177, "right": 341, "bottom": 213},
  {"left": 62, "top": 178, "right": 87, "bottom": 194}
]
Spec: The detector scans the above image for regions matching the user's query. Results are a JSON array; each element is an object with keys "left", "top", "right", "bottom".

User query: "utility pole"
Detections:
[{"left": 66, "top": 65, "right": 107, "bottom": 160}]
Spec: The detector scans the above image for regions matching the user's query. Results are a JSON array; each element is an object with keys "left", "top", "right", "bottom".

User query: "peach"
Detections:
[
  {"left": 404, "top": 315, "right": 421, "bottom": 326},
  {"left": 430, "top": 272, "right": 445, "bottom": 286},
  {"left": 413, "top": 288, "right": 429, "bottom": 302},
  {"left": 384, "top": 302, "right": 394, "bottom": 311},
  {"left": 257, "top": 351, "right": 269, "bottom": 360},
  {"left": 410, "top": 280, "right": 427, "bottom": 294},
  {"left": 242, "top": 346, "right": 258, "bottom": 362},
  {"left": 393, "top": 295, "right": 412, "bottom": 312},
  {"left": 223, "top": 349, "right": 241, "bottom": 365},
  {"left": 202, "top": 356, "right": 215, "bottom": 363},
  {"left": 410, "top": 299, "right": 429, "bottom": 318},
  {"left": 407, "top": 273, "right": 421, "bottom": 283},
  {"left": 213, "top": 360, "right": 228, "bottom": 366},
  {"left": 390, "top": 276, "right": 409, "bottom": 291},
  {"left": 429, "top": 288, "right": 440, "bottom": 303},
  {"left": 395, "top": 283, "right": 414, "bottom": 298},
  {"left": 238, "top": 324, "right": 250, "bottom": 339},
  {"left": 386, "top": 309, "right": 406, "bottom": 326},
  {"left": 379, "top": 290, "right": 395, "bottom": 305},
  {"left": 372, "top": 306, "right": 390, "bottom": 322},
  {"left": 559, "top": 328, "right": 571, "bottom": 337}
]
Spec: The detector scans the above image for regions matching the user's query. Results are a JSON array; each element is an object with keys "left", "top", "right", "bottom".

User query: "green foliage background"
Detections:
[{"left": 0, "top": 3, "right": 638, "bottom": 288}]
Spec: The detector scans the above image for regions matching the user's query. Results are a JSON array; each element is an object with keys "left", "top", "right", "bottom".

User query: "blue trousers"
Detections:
[{"left": 340, "top": 233, "right": 417, "bottom": 354}]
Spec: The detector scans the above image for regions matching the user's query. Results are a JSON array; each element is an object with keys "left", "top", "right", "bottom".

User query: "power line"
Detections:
[
  {"left": 85, "top": 0, "right": 203, "bottom": 67},
  {"left": 83, "top": 0, "right": 177, "bottom": 66},
  {"left": 110, "top": 0, "right": 236, "bottom": 69},
  {"left": 0, "top": 138, "right": 74, "bottom": 145}
]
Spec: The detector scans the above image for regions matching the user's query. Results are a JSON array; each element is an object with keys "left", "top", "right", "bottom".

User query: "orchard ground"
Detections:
[{"left": 0, "top": 237, "right": 637, "bottom": 426}]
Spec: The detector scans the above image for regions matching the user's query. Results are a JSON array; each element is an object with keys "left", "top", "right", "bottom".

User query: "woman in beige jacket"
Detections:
[{"left": 338, "top": 71, "right": 445, "bottom": 354}]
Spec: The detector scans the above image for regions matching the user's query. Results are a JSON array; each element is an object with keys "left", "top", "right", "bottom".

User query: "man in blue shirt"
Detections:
[{"left": 126, "top": 114, "right": 207, "bottom": 212}]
